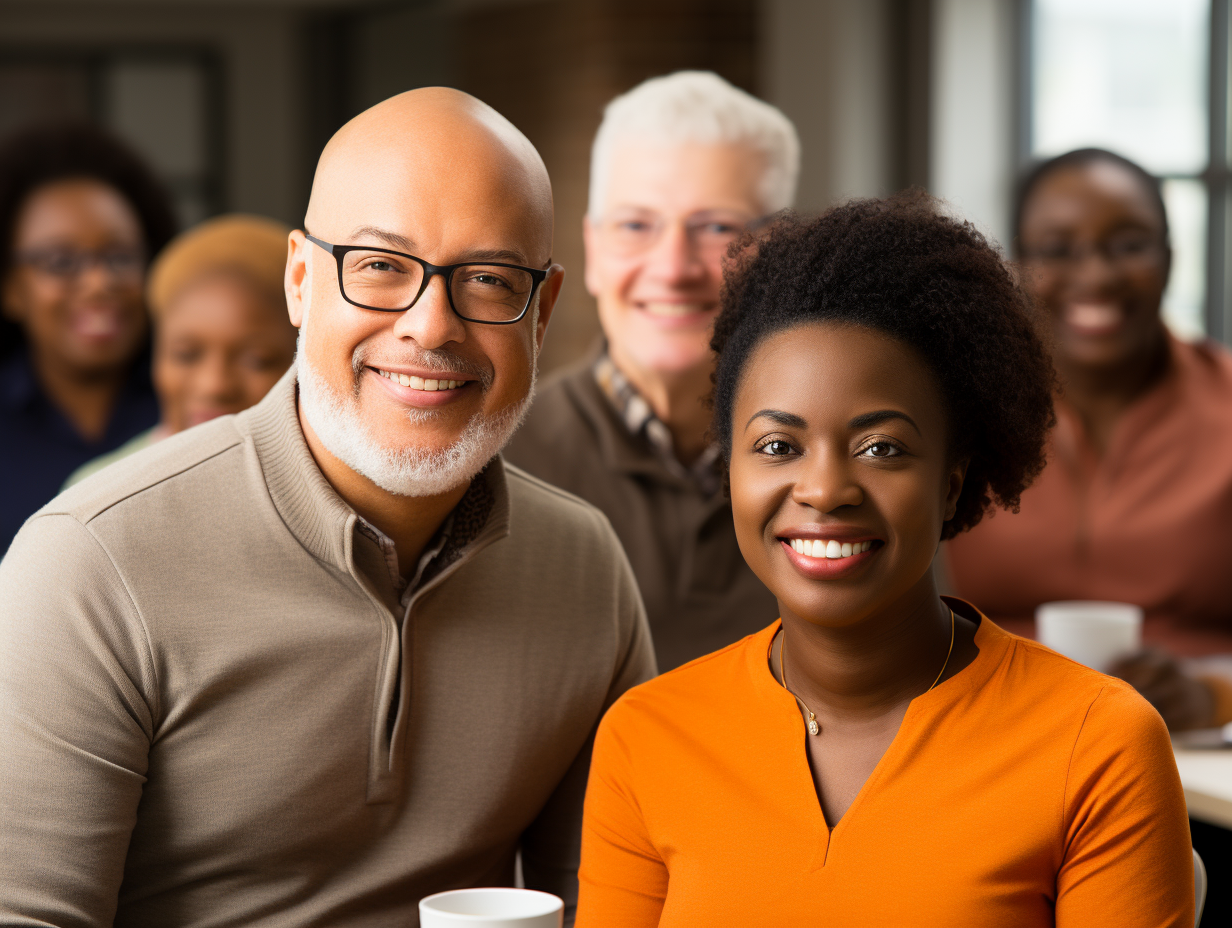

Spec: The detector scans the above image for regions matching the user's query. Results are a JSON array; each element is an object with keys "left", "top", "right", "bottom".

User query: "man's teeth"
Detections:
[
  {"left": 789, "top": 539, "right": 874, "bottom": 559},
  {"left": 377, "top": 369, "right": 464, "bottom": 391},
  {"left": 642, "top": 302, "right": 706, "bottom": 317}
]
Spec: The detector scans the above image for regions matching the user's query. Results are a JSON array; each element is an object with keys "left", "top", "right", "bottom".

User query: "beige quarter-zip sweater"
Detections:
[{"left": 0, "top": 367, "right": 655, "bottom": 928}]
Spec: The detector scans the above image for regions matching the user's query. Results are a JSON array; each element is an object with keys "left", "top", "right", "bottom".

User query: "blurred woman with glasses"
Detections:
[
  {"left": 64, "top": 215, "right": 297, "bottom": 489},
  {"left": 0, "top": 123, "right": 176, "bottom": 552},
  {"left": 947, "top": 148, "right": 1232, "bottom": 735}
]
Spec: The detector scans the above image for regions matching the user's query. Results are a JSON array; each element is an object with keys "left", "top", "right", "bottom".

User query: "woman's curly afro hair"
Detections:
[{"left": 711, "top": 191, "right": 1056, "bottom": 539}]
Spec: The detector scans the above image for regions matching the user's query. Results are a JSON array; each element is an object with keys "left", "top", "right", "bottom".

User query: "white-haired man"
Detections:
[
  {"left": 0, "top": 89, "right": 654, "bottom": 926},
  {"left": 507, "top": 71, "right": 799, "bottom": 670}
]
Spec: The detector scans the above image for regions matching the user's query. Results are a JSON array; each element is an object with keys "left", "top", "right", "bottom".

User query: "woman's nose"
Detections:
[
  {"left": 193, "top": 353, "right": 241, "bottom": 402},
  {"left": 790, "top": 446, "right": 864, "bottom": 513}
]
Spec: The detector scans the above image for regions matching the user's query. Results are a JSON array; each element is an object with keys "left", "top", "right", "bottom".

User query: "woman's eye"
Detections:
[
  {"left": 756, "top": 439, "right": 795, "bottom": 456},
  {"left": 861, "top": 441, "right": 901, "bottom": 458}
]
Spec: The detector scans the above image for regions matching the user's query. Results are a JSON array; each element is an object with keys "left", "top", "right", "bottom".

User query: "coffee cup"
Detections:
[
  {"left": 1035, "top": 601, "right": 1143, "bottom": 672},
  {"left": 418, "top": 888, "right": 564, "bottom": 928}
]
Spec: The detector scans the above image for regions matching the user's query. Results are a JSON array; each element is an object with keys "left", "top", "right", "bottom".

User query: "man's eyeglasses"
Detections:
[
  {"left": 1020, "top": 233, "right": 1166, "bottom": 268},
  {"left": 593, "top": 209, "right": 764, "bottom": 260},
  {"left": 17, "top": 248, "right": 144, "bottom": 281},
  {"left": 305, "top": 233, "right": 549, "bottom": 325}
]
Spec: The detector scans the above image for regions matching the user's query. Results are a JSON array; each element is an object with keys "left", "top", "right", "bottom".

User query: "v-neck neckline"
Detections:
[{"left": 755, "top": 598, "right": 1004, "bottom": 869}]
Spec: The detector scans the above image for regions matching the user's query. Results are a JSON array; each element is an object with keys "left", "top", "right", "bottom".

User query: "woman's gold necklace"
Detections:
[{"left": 778, "top": 609, "right": 957, "bottom": 737}]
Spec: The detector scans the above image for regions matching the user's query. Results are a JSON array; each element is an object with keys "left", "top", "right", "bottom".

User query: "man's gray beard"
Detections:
[{"left": 296, "top": 329, "right": 534, "bottom": 498}]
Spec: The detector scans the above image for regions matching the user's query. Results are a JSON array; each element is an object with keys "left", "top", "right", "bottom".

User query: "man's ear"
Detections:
[
  {"left": 534, "top": 264, "right": 566, "bottom": 352},
  {"left": 285, "top": 230, "right": 310, "bottom": 328},
  {"left": 943, "top": 457, "right": 970, "bottom": 522}
]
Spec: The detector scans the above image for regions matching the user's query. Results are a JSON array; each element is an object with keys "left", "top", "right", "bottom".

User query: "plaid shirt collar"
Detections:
[{"left": 593, "top": 352, "right": 722, "bottom": 495}]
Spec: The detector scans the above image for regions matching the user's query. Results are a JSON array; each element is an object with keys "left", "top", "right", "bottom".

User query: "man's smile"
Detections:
[
  {"left": 372, "top": 367, "right": 469, "bottom": 391},
  {"left": 365, "top": 365, "right": 479, "bottom": 408}
]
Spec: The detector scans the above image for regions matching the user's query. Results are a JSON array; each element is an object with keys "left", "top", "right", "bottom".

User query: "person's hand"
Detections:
[{"left": 1108, "top": 648, "right": 1216, "bottom": 732}]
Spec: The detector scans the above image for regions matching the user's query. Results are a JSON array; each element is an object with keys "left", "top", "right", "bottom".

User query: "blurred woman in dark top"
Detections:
[{"left": 0, "top": 124, "right": 176, "bottom": 552}]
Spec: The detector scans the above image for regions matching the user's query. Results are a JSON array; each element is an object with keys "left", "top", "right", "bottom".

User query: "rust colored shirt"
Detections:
[
  {"left": 948, "top": 337, "right": 1232, "bottom": 656},
  {"left": 577, "top": 603, "right": 1193, "bottom": 927}
]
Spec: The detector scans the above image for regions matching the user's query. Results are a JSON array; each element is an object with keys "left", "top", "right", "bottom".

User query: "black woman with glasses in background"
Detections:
[
  {"left": 0, "top": 123, "right": 176, "bottom": 552},
  {"left": 948, "top": 148, "right": 1232, "bottom": 736}
]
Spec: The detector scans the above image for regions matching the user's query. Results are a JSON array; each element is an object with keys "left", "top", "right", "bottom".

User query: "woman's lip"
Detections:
[
  {"left": 69, "top": 306, "right": 125, "bottom": 340},
  {"left": 778, "top": 528, "right": 880, "bottom": 543},
  {"left": 780, "top": 538, "right": 879, "bottom": 579}
]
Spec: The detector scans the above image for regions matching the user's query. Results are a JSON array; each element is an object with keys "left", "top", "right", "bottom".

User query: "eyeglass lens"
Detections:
[
  {"left": 340, "top": 250, "right": 534, "bottom": 322},
  {"left": 1023, "top": 231, "right": 1163, "bottom": 266},
  {"left": 21, "top": 248, "right": 144, "bottom": 280},
  {"left": 598, "top": 210, "right": 754, "bottom": 258}
]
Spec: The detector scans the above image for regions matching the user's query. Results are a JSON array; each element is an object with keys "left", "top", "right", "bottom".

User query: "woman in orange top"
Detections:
[
  {"left": 576, "top": 196, "right": 1193, "bottom": 927},
  {"left": 946, "top": 148, "right": 1232, "bottom": 733}
]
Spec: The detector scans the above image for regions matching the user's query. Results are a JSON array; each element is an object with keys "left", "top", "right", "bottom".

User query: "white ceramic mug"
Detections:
[
  {"left": 418, "top": 888, "right": 564, "bottom": 928},
  {"left": 1036, "top": 601, "right": 1143, "bottom": 672}
]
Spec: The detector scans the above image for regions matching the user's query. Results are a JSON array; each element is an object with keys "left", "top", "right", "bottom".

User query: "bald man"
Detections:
[{"left": 0, "top": 89, "right": 654, "bottom": 927}]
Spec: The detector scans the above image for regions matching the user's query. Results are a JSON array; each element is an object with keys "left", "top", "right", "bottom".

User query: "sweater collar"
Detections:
[{"left": 236, "top": 363, "right": 511, "bottom": 575}]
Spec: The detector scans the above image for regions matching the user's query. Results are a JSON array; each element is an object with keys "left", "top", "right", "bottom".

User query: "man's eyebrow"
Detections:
[
  {"left": 347, "top": 226, "right": 535, "bottom": 266},
  {"left": 848, "top": 409, "right": 921, "bottom": 435},
  {"left": 745, "top": 409, "right": 807, "bottom": 430},
  {"left": 349, "top": 226, "right": 416, "bottom": 252}
]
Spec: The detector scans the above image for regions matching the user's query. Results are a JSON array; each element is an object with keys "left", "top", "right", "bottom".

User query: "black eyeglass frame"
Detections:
[{"left": 305, "top": 233, "right": 549, "bottom": 325}]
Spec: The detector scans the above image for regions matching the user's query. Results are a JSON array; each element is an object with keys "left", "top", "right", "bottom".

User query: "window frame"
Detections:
[{"left": 1018, "top": 0, "right": 1232, "bottom": 342}]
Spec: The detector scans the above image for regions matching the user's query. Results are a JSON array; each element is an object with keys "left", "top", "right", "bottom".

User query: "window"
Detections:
[
  {"left": 1028, "top": 0, "right": 1230, "bottom": 341},
  {"left": 0, "top": 49, "right": 222, "bottom": 228}
]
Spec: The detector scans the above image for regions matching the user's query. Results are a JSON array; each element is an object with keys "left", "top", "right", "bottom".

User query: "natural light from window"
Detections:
[{"left": 1033, "top": 0, "right": 1210, "bottom": 339}]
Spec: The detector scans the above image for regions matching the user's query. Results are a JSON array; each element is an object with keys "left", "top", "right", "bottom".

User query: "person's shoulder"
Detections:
[
  {"left": 509, "top": 358, "right": 600, "bottom": 449},
  {"left": 45, "top": 416, "right": 246, "bottom": 528},
  {"left": 1174, "top": 337, "right": 1232, "bottom": 396},
  {"left": 503, "top": 459, "right": 614, "bottom": 536},
  {"left": 991, "top": 624, "right": 1161, "bottom": 726},
  {"left": 998, "top": 634, "right": 1178, "bottom": 793},
  {"left": 601, "top": 628, "right": 773, "bottom": 733},
  {"left": 62, "top": 427, "right": 159, "bottom": 490}
]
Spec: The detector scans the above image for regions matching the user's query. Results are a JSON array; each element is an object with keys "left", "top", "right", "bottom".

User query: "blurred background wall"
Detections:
[{"left": 1, "top": 0, "right": 1227, "bottom": 371}]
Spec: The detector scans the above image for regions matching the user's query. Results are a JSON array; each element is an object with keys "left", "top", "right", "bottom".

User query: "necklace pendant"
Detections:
[{"left": 807, "top": 716, "right": 820, "bottom": 736}]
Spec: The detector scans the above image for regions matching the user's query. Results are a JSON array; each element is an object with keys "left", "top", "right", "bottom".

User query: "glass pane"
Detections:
[
  {"left": 1033, "top": 0, "right": 1209, "bottom": 175},
  {"left": 1161, "top": 179, "right": 1208, "bottom": 340},
  {"left": 103, "top": 60, "right": 209, "bottom": 227}
]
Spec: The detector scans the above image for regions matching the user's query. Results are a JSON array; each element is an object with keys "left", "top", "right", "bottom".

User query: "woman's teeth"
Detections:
[
  {"left": 377, "top": 369, "right": 464, "bottom": 391},
  {"left": 1064, "top": 302, "right": 1122, "bottom": 333},
  {"left": 643, "top": 302, "right": 706, "bottom": 317},
  {"left": 789, "top": 539, "right": 873, "bottom": 559}
]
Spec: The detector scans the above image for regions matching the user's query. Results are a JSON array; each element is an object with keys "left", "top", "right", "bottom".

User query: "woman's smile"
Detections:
[
  {"left": 779, "top": 534, "right": 883, "bottom": 579},
  {"left": 729, "top": 321, "right": 962, "bottom": 628}
]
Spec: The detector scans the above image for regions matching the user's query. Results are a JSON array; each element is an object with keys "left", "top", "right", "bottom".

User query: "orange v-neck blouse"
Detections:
[{"left": 576, "top": 603, "right": 1193, "bottom": 927}]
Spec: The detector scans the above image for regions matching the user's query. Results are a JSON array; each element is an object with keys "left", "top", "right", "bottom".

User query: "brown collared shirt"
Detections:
[
  {"left": 592, "top": 354, "right": 723, "bottom": 497},
  {"left": 506, "top": 348, "right": 779, "bottom": 671}
]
